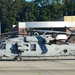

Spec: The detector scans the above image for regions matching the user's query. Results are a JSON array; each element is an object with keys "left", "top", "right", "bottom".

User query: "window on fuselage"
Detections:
[
  {"left": 63, "top": 49, "right": 67, "bottom": 53},
  {"left": 31, "top": 44, "right": 36, "bottom": 51}
]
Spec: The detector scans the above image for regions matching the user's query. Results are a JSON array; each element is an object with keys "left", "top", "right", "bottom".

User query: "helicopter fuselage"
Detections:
[{"left": 0, "top": 36, "right": 75, "bottom": 60}]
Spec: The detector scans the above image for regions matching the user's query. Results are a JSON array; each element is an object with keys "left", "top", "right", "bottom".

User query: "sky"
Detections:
[{"left": 26, "top": 0, "right": 32, "bottom": 2}]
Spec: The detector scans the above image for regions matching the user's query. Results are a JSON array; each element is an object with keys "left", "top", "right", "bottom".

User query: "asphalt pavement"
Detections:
[{"left": 0, "top": 56, "right": 75, "bottom": 75}]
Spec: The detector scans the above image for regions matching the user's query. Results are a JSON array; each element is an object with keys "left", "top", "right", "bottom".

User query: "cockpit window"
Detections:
[{"left": 0, "top": 44, "right": 6, "bottom": 49}]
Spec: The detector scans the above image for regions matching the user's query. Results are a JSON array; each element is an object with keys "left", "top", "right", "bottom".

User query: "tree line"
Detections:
[{"left": 0, "top": 0, "right": 75, "bottom": 32}]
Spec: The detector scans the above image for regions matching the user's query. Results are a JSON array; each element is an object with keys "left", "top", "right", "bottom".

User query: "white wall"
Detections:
[
  {"left": 18, "top": 21, "right": 75, "bottom": 28},
  {"left": 18, "top": 22, "right": 26, "bottom": 28}
]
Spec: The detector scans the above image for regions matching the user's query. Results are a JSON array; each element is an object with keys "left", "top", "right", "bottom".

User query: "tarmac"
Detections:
[{"left": 0, "top": 56, "right": 75, "bottom": 75}]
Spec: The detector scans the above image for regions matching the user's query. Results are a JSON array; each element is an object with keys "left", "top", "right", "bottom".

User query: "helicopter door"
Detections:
[
  {"left": 22, "top": 43, "right": 37, "bottom": 56},
  {"left": 21, "top": 43, "right": 30, "bottom": 56}
]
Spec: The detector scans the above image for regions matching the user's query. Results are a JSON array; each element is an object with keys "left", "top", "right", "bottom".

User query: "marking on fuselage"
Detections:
[{"left": 39, "top": 43, "right": 48, "bottom": 54}]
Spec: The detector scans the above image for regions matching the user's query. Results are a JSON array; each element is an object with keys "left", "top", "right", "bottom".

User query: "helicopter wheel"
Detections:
[
  {"left": 15, "top": 56, "right": 22, "bottom": 61},
  {"left": 0, "top": 57, "right": 2, "bottom": 60},
  {"left": 17, "top": 56, "right": 22, "bottom": 61}
]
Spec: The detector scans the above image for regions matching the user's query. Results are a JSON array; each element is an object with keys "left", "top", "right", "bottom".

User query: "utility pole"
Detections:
[
  {"left": 0, "top": 22, "right": 1, "bottom": 35},
  {"left": 49, "top": 0, "right": 51, "bottom": 21},
  {"left": 0, "top": 22, "right": 1, "bottom": 39}
]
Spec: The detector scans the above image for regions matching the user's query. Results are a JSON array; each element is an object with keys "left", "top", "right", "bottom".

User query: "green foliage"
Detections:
[{"left": 0, "top": 0, "right": 75, "bottom": 32}]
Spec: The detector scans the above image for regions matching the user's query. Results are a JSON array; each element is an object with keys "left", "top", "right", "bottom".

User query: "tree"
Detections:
[
  {"left": 0, "top": 0, "right": 75, "bottom": 32},
  {"left": 63, "top": 0, "right": 74, "bottom": 16},
  {"left": 0, "top": 0, "right": 25, "bottom": 32}
]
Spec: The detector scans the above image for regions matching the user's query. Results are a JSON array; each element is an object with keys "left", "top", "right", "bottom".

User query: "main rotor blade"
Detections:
[{"left": 33, "top": 30, "right": 75, "bottom": 35}]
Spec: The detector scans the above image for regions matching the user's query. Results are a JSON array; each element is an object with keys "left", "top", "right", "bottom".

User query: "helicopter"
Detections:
[{"left": 0, "top": 27, "right": 75, "bottom": 61}]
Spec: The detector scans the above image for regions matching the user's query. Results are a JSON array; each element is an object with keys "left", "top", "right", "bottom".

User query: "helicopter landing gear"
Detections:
[{"left": 15, "top": 54, "right": 22, "bottom": 61}]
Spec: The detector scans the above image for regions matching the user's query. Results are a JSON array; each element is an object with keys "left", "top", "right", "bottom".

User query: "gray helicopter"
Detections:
[{"left": 0, "top": 28, "right": 75, "bottom": 61}]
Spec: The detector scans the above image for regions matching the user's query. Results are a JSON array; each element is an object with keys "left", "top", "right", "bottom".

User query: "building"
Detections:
[
  {"left": 64, "top": 16, "right": 75, "bottom": 35},
  {"left": 64, "top": 16, "right": 75, "bottom": 22},
  {"left": 12, "top": 21, "right": 75, "bottom": 42},
  {"left": 18, "top": 21, "right": 75, "bottom": 32},
  {"left": 12, "top": 16, "right": 75, "bottom": 42}
]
